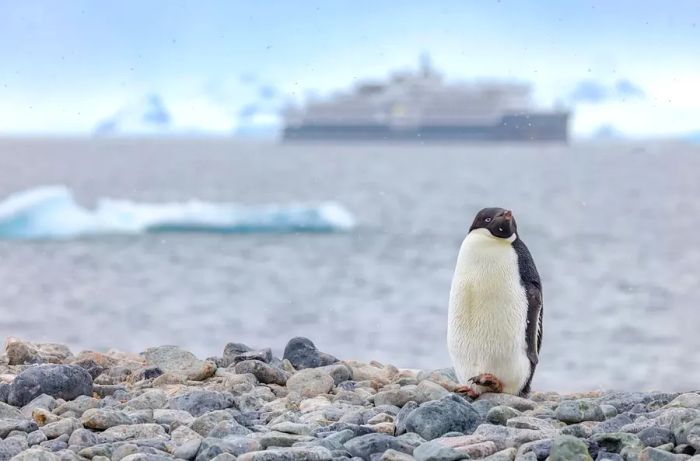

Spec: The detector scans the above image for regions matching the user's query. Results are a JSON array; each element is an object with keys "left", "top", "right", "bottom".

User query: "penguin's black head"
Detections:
[{"left": 469, "top": 207, "right": 517, "bottom": 240}]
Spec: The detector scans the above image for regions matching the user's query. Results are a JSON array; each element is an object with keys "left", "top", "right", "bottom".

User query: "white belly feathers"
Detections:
[{"left": 447, "top": 228, "right": 531, "bottom": 395}]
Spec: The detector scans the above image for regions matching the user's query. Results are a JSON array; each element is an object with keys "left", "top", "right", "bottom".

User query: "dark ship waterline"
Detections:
[{"left": 283, "top": 59, "right": 570, "bottom": 142}]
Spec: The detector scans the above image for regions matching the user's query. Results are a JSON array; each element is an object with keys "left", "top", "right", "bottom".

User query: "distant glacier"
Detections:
[{"left": 0, "top": 186, "right": 355, "bottom": 239}]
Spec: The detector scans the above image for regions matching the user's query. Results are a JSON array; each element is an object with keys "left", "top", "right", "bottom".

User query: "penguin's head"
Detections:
[{"left": 469, "top": 207, "right": 517, "bottom": 241}]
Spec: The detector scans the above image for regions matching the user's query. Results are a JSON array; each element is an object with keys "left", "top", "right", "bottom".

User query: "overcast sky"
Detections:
[{"left": 1, "top": 0, "right": 698, "bottom": 137}]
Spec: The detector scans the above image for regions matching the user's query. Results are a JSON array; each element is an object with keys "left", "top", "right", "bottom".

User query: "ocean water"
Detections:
[{"left": 0, "top": 138, "right": 698, "bottom": 392}]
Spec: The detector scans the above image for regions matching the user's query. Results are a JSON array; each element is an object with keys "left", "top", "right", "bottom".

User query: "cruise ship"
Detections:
[{"left": 283, "top": 57, "right": 569, "bottom": 142}]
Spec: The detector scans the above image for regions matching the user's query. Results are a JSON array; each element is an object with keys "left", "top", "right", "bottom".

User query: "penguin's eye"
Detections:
[{"left": 484, "top": 217, "right": 492, "bottom": 223}]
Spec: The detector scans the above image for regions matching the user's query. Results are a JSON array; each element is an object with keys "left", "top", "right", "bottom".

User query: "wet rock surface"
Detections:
[{"left": 0, "top": 337, "right": 697, "bottom": 460}]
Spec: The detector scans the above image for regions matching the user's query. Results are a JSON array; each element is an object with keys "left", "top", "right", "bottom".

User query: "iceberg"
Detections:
[{"left": 0, "top": 186, "right": 355, "bottom": 240}]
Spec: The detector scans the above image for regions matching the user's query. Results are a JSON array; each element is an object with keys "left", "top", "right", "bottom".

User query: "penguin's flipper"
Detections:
[{"left": 525, "top": 281, "right": 543, "bottom": 365}]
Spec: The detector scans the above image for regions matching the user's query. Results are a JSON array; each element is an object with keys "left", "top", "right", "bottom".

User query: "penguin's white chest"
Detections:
[{"left": 447, "top": 230, "right": 530, "bottom": 394}]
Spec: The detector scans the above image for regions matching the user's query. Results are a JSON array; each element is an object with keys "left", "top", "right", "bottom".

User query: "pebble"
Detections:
[
  {"left": 404, "top": 395, "right": 482, "bottom": 440},
  {"left": 7, "top": 365, "right": 93, "bottom": 406},
  {"left": 234, "top": 360, "right": 289, "bottom": 386},
  {"left": 0, "top": 338, "right": 698, "bottom": 461},
  {"left": 282, "top": 337, "right": 338, "bottom": 370}
]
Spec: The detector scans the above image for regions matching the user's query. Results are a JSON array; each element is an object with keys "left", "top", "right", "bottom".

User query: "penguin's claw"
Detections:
[
  {"left": 468, "top": 373, "right": 504, "bottom": 393},
  {"left": 454, "top": 385, "right": 480, "bottom": 399}
]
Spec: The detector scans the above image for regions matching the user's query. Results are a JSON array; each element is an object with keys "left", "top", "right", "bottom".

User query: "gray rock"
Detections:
[
  {"left": 20, "top": 394, "right": 57, "bottom": 418},
  {"left": 80, "top": 408, "right": 132, "bottom": 430},
  {"left": 125, "top": 389, "right": 168, "bottom": 410},
  {"left": 591, "top": 432, "right": 643, "bottom": 458},
  {"left": 555, "top": 400, "right": 605, "bottom": 424},
  {"left": 600, "top": 404, "right": 618, "bottom": 419},
  {"left": 548, "top": 435, "right": 593, "bottom": 461},
  {"left": 374, "top": 388, "right": 418, "bottom": 408},
  {"left": 153, "top": 408, "right": 194, "bottom": 426},
  {"left": 207, "top": 419, "right": 252, "bottom": 438},
  {"left": 40, "top": 418, "right": 81, "bottom": 439},
  {"left": 67, "top": 428, "right": 98, "bottom": 447},
  {"left": 344, "top": 433, "right": 414, "bottom": 460},
  {"left": 100, "top": 423, "right": 168, "bottom": 442},
  {"left": 396, "top": 432, "right": 427, "bottom": 448},
  {"left": 270, "top": 422, "right": 318, "bottom": 436},
  {"left": 415, "top": 381, "right": 450, "bottom": 403},
  {"left": 0, "top": 401, "right": 23, "bottom": 419},
  {"left": 592, "top": 414, "right": 634, "bottom": 434},
  {"left": 597, "top": 392, "right": 677, "bottom": 413},
  {"left": 236, "top": 446, "right": 333, "bottom": 461},
  {"left": 143, "top": 345, "right": 217, "bottom": 381},
  {"left": 286, "top": 369, "right": 334, "bottom": 398},
  {"left": 482, "top": 447, "right": 517, "bottom": 460},
  {"left": 413, "top": 440, "right": 467, "bottom": 461},
  {"left": 472, "top": 424, "right": 551, "bottom": 451},
  {"left": 674, "top": 418, "right": 700, "bottom": 450},
  {"left": 638, "top": 447, "right": 688, "bottom": 460},
  {"left": 516, "top": 438, "right": 553, "bottom": 460},
  {"left": 561, "top": 423, "right": 594, "bottom": 439},
  {"left": 168, "top": 390, "right": 234, "bottom": 416},
  {"left": 195, "top": 436, "right": 261, "bottom": 460},
  {"left": 507, "top": 416, "right": 559, "bottom": 432},
  {"left": 7, "top": 364, "right": 93, "bottom": 406},
  {"left": 27, "top": 429, "right": 48, "bottom": 446},
  {"left": 0, "top": 383, "right": 9, "bottom": 403},
  {"left": 256, "top": 431, "right": 314, "bottom": 449},
  {"left": 40, "top": 438, "right": 69, "bottom": 451},
  {"left": 283, "top": 337, "right": 338, "bottom": 370},
  {"left": 171, "top": 425, "right": 203, "bottom": 459},
  {"left": 379, "top": 449, "right": 416, "bottom": 461},
  {"left": 0, "top": 438, "right": 25, "bottom": 460},
  {"left": 655, "top": 408, "right": 700, "bottom": 431},
  {"left": 234, "top": 360, "right": 289, "bottom": 386},
  {"left": 404, "top": 395, "right": 482, "bottom": 440},
  {"left": 665, "top": 393, "right": 700, "bottom": 410},
  {"left": 476, "top": 393, "right": 536, "bottom": 412},
  {"left": 53, "top": 395, "right": 100, "bottom": 417},
  {"left": 487, "top": 406, "right": 522, "bottom": 426},
  {"left": 229, "top": 348, "right": 273, "bottom": 365},
  {"left": 210, "top": 455, "right": 237, "bottom": 461},
  {"left": 7, "top": 448, "right": 60, "bottom": 460},
  {"left": 318, "top": 363, "right": 353, "bottom": 385},
  {"left": 191, "top": 410, "right": 236, "bottom": 436},
  {"left": 638, "top": 426, "right": 675, "bottom": 447}
]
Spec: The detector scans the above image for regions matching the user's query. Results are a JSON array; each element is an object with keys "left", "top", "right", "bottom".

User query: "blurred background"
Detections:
[{"left": 1, "top": 0, "right": 698, "bottom": 392}]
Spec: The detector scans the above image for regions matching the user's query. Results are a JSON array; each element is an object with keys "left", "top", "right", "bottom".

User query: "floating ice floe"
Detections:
[{"left": 0, "top": 186, "right": 355, "bottom": 239}]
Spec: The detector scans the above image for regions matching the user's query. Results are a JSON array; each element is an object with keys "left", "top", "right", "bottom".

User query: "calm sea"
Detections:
[{"left": 0, "top": 138, "right": 698, "bottom": 392}]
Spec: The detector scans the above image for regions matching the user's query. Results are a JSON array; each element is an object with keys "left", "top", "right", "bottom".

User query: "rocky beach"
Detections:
[{"left": 0, "top": 337, "right": 698, "bottom": 461}]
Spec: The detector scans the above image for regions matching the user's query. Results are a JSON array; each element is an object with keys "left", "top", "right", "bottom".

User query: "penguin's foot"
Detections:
[
  {"left": 468, "top": 373, "right": 504, "bottom": 393},
  {"left": 454, "top": 385, "right": 480, "bottom": 399}
]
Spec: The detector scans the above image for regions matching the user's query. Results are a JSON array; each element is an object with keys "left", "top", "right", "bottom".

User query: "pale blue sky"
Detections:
[{"left": 1, "top": 0, "right": 699, "bottom": 137}]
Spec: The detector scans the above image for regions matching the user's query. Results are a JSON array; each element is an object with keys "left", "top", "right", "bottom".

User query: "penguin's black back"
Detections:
[{"left": 512, "top": 237, "right": 543, "bottom": 397}]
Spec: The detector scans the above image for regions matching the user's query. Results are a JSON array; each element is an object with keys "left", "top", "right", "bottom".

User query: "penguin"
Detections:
[{"left": 447, "top": 207, "right": 542, "bottom": 398}]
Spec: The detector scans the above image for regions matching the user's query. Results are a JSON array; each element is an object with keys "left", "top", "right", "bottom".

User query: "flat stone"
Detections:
[
  {"left": 379, "top": 449, "right": 416, "bottom": 461},
  {"left": 413, "top": 439, "right": 466, "bottom": 461},
  {"left": 236, "top": 446, "right": 333, "bottom": 461},
  {"left": 195, "top": 436, "right": 261, "bottom": 460},
  {"left": 234, "top": 360, "right": 289, "bottom": 385},
  {"left": 270, "top": 421, "right": 318, "bottom": 436},
  {"left": 153, "top": 408, "right": 194, "bottom": 426},
  {"left": 482, "top": 447, "right": 517, "bottom": 460},
  {"left": 67, "top": 428, "right": 98, "bottom": 447},
  {"left": 255, "top": 431, "right": 314, "bottom": 449},
  {"left": 555, "top": 400, "right": 605, "bottom": 424},
  {"left": 100, "top": 423, "right": 168, "bottom": 442},
  {"left": 208, "top": 419, "right": 252, "bottom": 438},
  {"left": 286, "top": 368, "right": 335, "bottom": 398},
  {"left": 487, "top": 406, "right": 522, "bottom": 425},
  {"left": 344, "top": 433, "right": 414, "bottom": 460},
  {"left": 592, "top": 414, "right": 634, "bottom": 434},
  {"left": 80, "top": 408, "right": 132, "bottom": 430},
  {"left": 506, "top": 416, "right": 559, "bottom": 431},
  {"left": 638, "top": 426, "right": 675, "bottom": 447},
  {"left": 472, "top": 424, "right": 552, "bottom": 451},
  {"left": 404, "top": 395, "right": 482, "bottom": 440},
  {"left": 516, "top": 438, "right": 553, "bottom": 460},
  {"left": 143, "top": 345, "right": 216, "bottom": 381},
  {"left": 665, "top": 393, "right": 700, "bottom": 410},
  {"left": 7, "top": 365, "right": 93, "bottom": 406},
  {"left": 168, "top": 390, "right": 234, "bottom": 416},
  {"left": 638, "top": 447, "right": 688, "bottom": 461},
  {"left": 7, "top": 448, "right": 60, "bottom": 460},
  {"left": 125, "top": 389, "right": 168, "bottom": 410},
  {"left": 0, "top": 401, "right": 24, "bottom": 419},
  {"left": 283, "top": 337, "right": 338, "bottom": 370},
  {"left": 374, "top": 387, "right": 418, "bottom": 408},
  {"left": 40, "top": 418, "right": 81, "bottom": 439},
  {"left": 548, "top": 435, "right": 592, "bottom": 461}
]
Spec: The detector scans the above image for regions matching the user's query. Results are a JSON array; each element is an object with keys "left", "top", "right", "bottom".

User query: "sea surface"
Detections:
[{"left": 0, "top": 138, "right": 698, "bottom": 392}]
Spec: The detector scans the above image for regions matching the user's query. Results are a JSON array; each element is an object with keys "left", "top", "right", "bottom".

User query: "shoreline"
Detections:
[{"left": 0, "top": 337, "right": 698, "bottom": 461}]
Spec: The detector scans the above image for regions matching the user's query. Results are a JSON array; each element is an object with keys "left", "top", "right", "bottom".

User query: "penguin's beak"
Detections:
[{"left": 503, "top": 210, "right": 513, "bottom": 221}]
